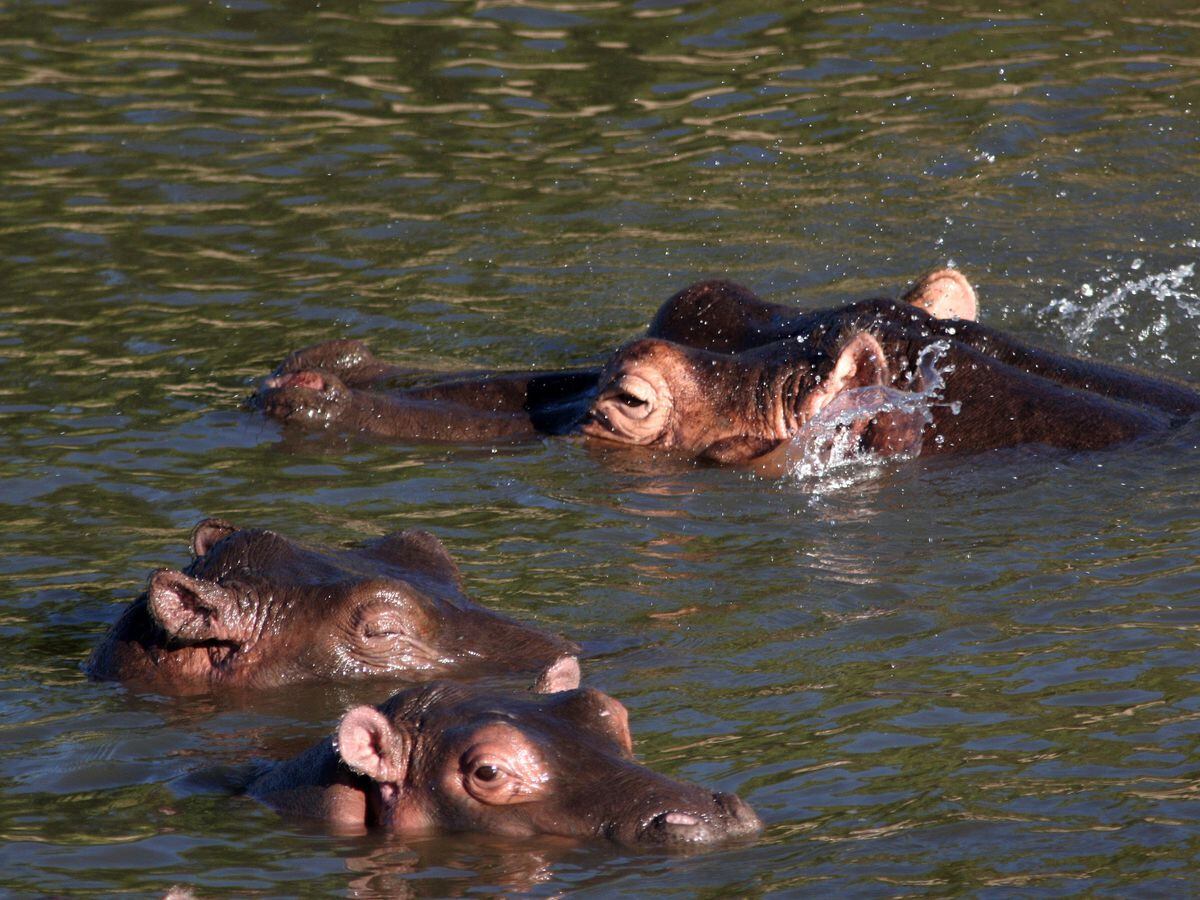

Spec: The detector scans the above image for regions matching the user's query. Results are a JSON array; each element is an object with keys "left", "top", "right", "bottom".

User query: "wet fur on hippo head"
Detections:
[
  {"left": 86, "top": 519, "right": 577, "bottom": 693},
  {"left": 249, "top": 665, "right": 762, "bottom": 847}
]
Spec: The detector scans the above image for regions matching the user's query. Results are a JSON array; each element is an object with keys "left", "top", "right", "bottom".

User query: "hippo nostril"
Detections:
[{"left": 663, "top": 812, "right": 701, "bottom": 827}]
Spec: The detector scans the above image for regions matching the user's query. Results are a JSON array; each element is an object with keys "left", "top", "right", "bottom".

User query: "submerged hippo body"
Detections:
[
  {"left": 246, "top": 665, "right": 761, "bottom": 847},
  {"left": 87, "top": 519, "right": 577, "bottom": 692},
  {"left": 253, "top": 268, "right": 1198, "bottom": 461}
]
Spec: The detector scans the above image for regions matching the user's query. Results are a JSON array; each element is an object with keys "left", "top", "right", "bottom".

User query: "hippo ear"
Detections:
[
  {"left": 901, "top": 268, "right": 977, "bottom": 321},
  {"left": 367, "top": 530, "right": 462, "bottom": 587},
  {"left": 336, "top": 706, "right": 411, "bottom": 785},
  {"left": 532, "top": 655, "right": 581, "bottom": 694},
  {"left": 802, "top": 332, "right": 890, "bottom": 422},
  {"left": 190, "top": 517, "right": 237, "bottom": 557},
  {"left": 147, "top": 569, "right": 249, "bottom": 643},
  {"left": 553, "top": 688, "right": 634, "bottom": 757}
]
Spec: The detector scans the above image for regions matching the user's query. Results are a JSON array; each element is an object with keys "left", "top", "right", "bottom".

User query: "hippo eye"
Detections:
[
  {"left": 474, "top": 764, "right": 501, "bottom": 782},
  {"left": 618, "top": 392, "right": 647, "bottom": 408}
]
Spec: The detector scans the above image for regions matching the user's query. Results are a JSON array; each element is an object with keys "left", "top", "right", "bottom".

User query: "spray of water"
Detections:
[{"left": 781, "top": 341, "right": 956, "bottom": 491}]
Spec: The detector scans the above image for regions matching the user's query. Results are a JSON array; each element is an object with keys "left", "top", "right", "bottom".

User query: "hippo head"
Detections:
[
  {"left": 255, "top": 369, "right": 355, "bottom": 427},
  {"left": 581, "top": 331, "right": 893, "bottom": 466},
  {"left": 87, "top": 519, "right": 577, "bottom": 691},
  {"left": 331, "top": 670, "right": 762, "bottom": 847}
]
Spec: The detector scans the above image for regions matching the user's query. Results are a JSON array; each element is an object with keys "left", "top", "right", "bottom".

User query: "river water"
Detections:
[{"left": 2, "top": 1, "right": 1199, "bottom": 895}]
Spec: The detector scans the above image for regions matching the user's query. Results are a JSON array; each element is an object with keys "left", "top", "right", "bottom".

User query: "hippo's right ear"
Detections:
[
  {"left": 901, "top": 268, "right": 977, "bottom": 321},
  {"left": 368, "top": 530, "right": 463, "bottom": 587},
  {"left": 336, "top": 706, "right": 411, "bottom": 785},
  {"left": 532, "top": 655, "right": 581, "bottom": 694},
  {"left": 190, "top": 517, "right": 237, "bottom": 557},
  {"left": 803, "top": 332, "right": 890, "bottom": 422}
]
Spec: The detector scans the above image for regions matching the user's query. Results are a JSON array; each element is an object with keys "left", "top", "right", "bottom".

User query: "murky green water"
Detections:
[{"left": 2, "top": 0, "right": 1199, "bottom": 895}]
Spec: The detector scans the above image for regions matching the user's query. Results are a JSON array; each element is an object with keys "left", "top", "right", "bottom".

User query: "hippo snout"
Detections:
[
  {"left": 254, "top": 369, "right": 352, "bottom": 424},
  {"left": 635, "top": 791, "right": 762, "bottom": 846}
]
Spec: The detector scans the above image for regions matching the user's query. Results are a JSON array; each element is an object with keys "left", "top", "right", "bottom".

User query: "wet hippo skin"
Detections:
[
  {"left": 87, "top": 518, "right": 578, "bottom": 693},
  {"left": 254, "top": 269, "right": 1199, "bottom": 454},
  {"left": 251, "top": 269, "right": 972, "bottom": 442},
  {"left": 583, "top": 315, "right": 1182, "bottom": 470},
  {"left": 245, "top": 660, "right": 762, "bottom": 847}
]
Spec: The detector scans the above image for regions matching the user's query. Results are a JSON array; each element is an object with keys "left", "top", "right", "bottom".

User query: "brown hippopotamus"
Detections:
[
  {"left": 251, "top": 269, "right": 972, "bottom": 443},
  {"left": 87, "top": 518, "right": 577, "bottom": 693},
  {"left": 253, "top": 268, "right": 1199, "bottom": 464},
  {"left": 245, "top": 660, "right": 761, "bottom": 847}
]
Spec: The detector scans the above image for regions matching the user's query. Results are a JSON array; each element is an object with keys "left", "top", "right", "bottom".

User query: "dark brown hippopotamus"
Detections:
[
  {"left": 251, "top": 269, "right": 972, "bottom": 443},
  {"left": 583, "top": 271, "right": 1197, "bottom": 470},
  {"left": 86, "top": 518, "right": 577, "bottom": 693},
  {"left": 245, "top": 660, "right": 761, "bottom": 847},
  {"left": 253, "top": 268, "right": 1199, "bottom": 466}
]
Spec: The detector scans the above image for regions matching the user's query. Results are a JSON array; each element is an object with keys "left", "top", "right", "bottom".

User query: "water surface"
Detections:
[{"left": 2, "top": 1, "right": 1199, "bottom": 895}]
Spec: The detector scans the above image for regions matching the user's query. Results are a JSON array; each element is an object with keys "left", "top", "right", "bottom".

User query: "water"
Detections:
[{"left": 2, "top": 1, "right": 1199, "bottom": 894}]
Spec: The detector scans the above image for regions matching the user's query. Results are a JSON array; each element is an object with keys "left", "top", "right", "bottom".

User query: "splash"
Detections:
[
  {"left": 780, "top": 341, "right": 955, "bottom": 490},
  {"left": 1044, "top": 261, "right": 1198, "bottom": 363}
]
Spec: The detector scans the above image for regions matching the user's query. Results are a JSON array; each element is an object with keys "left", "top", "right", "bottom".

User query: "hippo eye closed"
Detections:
[{"left": 618, "top": 392, "right": 647, "bottom": 408}]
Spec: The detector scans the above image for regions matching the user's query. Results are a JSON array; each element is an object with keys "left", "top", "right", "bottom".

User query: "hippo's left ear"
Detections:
[
  {"left": 901, "top": 268, "right": 977, "bottom": 321},
  {"left": 190, "top": 517, "right": 237, "bottom": 557},
  {"left": 532, "top": 655, "right": 581, "bottom": 693},
  {"left": 367, "top": 530, "right": 463, "bottom": 587},
  {"left": 802, "top": 332, "right": 890, "bottom": 422},
  {"left": 336, "top": 706, "right": 411, "bottom": 786}
]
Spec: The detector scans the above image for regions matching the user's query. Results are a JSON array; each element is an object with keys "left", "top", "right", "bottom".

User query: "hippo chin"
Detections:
[
  {"left": 246, "top": 661, "right": 762, "bottom": 848},
  {"left": 86, "top": 518, "right": 577, "bottom": 693}
]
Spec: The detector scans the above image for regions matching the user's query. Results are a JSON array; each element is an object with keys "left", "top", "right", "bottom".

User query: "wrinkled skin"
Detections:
[
  {"left": 246, "top": 663, "right": 762, "bottom": 848},
  {"left": 582, "top": 310, "right": 1189, "bottom": 469},
  {"left": 254, "top": 268, "right": 1199, "bottom": 455},
  {"left": 87, "top": 518, "right": 577, "bottom": 693}
]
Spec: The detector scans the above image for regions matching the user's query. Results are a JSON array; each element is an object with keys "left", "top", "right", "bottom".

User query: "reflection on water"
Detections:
[{"left": 2, "top": 0, "right": 1200, "bottom": 895}]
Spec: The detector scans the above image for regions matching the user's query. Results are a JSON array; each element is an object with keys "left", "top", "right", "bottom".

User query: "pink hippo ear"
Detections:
[
  {"left": 552, "top": 687, "right": 635, "bottom": 757},
  {"left": 531, "top": 655, "right": 581, "bottom": 694},
  {"left": 901, "top": 268, "right": 978, "bottom": 321},
  {"left": 336, "top": 706, "right": 411, "bottom": 785},
  {"left": 147, "top": 569, "right": 248, "bottom": 644},
  {"left": 802, "top": 332, "right": 890, "bottom": 423},
  {"left": 190, "top": 517, "right": 237, "bottom": 557}
]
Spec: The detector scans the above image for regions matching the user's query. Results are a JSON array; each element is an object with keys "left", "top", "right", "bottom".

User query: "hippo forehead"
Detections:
[
  {"left": 184, "top": 528, "right": 460, "bottom": 602},
  {"left": 385, "top": 683, "right": 630, "bottom": 756}
]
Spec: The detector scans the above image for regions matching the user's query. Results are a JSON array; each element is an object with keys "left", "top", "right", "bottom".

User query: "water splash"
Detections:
[
  {"left": 1044, "top": 261, "right": 1199, "bottom": 364},
  {"left": 781, "top": 342, "right": 954, "bottom": 490}
]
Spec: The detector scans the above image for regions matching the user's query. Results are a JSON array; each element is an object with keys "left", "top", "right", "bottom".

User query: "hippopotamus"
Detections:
[
  {"left": 252, "top": 269, "right": 973, "bottom": 443},
  {"left": 253, "top": 268, "right": 1199, "bottom": 466},
  {"left": 87, "top": 518, "right": 577, "bottom": 693},
  {"left": 583, "top": 276, "right": 1197, "bottom": 469},
  {"left": 245, "top": 660, "right": 761, "bottom": 847}
]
